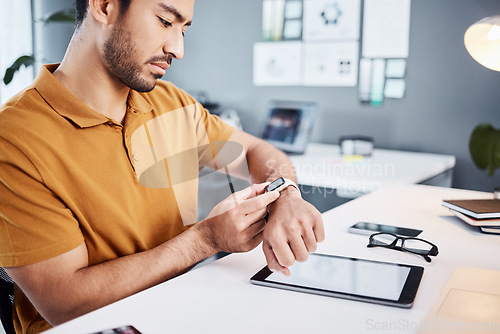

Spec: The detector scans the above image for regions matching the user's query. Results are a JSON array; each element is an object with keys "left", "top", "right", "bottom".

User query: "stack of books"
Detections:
[{"left": 442, "top": 199, "right": 500, "bottom": 235}]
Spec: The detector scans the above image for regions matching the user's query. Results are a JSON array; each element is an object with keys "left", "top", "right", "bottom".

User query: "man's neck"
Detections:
[{"left": 52, "top": 35, "right": 130, "bottom": 124}]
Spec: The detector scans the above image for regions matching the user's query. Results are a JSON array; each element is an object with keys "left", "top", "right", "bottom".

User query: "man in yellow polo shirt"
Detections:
[{"left": 0, "top": 1, "right": 324, "bottom": 333}]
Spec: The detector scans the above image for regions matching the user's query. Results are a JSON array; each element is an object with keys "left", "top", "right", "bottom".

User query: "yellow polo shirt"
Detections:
[{"left": 0, "top": 64, "right": 234, "bottom": 333}]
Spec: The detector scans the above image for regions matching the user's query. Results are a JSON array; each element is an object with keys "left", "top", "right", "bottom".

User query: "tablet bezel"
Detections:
[{"left": 250, "top": 253, "right": 424, "bottom": 309}]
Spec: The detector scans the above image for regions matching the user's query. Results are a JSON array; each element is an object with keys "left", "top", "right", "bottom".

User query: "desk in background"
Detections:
[
  {"left": 291, "top": 143, "right": 456, "bottom": 212},
  {"left": 44, "top": 185, "right": 498, "bottom": 334}
]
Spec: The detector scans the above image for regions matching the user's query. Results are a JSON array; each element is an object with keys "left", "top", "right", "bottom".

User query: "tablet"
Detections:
[
  {"left": 259, "top": 100, "right": 318, "bottom": 154},
  {"left": 250, "top": 253, "right": 424, "bottom": 308}
]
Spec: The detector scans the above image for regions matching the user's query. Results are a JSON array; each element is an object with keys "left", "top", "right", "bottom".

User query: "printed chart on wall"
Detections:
[
  {"left": 255, "top": 0, "right": 361, "bottom": 87},
  {"left": 254, "top": 0, "right": 412, "bottom": 106},
  {"left": 360, "top": 0, "right": 411, "bottom": 106}
]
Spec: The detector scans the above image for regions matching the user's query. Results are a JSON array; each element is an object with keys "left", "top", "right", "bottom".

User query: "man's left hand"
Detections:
[{"left": 262, "top": 187, "right": 325, "bottom": 276}]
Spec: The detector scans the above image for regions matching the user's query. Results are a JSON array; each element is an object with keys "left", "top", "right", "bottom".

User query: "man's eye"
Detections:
[{"left": 158, "top": 17, "right": 172, "bottom": 28}]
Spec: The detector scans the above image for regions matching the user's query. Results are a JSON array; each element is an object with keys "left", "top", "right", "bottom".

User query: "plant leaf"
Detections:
[
  {"left": 42, "top": 8, "right": 76, "bottom": 24},
  {"left": 3, "top": 55, "right": 35, "bottom": 85},
  {"left": 489, "top": 131, "right": 500, "bottom": 176},
  {"left": 469, "top": 122, "right": 500, "bottom": 176},
  {"left": 3, "top": 68, "right": 16, "bottom": 86}
]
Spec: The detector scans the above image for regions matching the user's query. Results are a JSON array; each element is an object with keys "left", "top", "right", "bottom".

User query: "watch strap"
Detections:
[{"left": 268, "top": 177, "right": 301, "bottom": 198}]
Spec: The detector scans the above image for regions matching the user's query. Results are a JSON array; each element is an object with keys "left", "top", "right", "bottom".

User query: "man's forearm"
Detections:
[
  {"left": 226, "top": 130, "right": 298, "bottom": 185},
  {"left": 8, "top": 222, "right": 217, "bottom": 326},
  {"left": 246, "top": 139, "right": 297, "bottom": 184}
]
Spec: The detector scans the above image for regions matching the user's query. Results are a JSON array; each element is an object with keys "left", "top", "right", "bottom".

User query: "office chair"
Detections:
[{"left": 0, "top": 268, "right": 15, "bottom": 334}]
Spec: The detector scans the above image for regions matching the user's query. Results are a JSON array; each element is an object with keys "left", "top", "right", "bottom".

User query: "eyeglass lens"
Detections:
[
  {"left": 371, "top": 234, "right": 433, "bottom": 253},
  {"left": 369, "top": 233, "right": 437, "bottom": 262}
]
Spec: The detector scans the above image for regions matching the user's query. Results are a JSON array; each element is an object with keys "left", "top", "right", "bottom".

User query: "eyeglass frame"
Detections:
[{"left": 367, "top": 232, "right": 439, "bottom": 263}]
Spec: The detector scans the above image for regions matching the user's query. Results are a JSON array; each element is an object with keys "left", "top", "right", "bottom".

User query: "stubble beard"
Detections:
[{"left": 103, "top": 24, "right": 160, "bottom": 93}]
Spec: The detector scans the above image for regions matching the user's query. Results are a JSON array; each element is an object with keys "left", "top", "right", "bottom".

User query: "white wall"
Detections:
[{"left": 0, "top": 0, "right": 33, "bottom": 105}]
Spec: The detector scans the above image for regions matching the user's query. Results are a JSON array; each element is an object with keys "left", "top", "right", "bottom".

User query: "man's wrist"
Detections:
[
  {"left": 280, "top": 184, "right": 301, "bottom": 198},
  {"left": 267, "top": 182, "right": 301, "bottom": 213},
  {"left": 193, "top": 219, "right": 219, "bottom": 255}
]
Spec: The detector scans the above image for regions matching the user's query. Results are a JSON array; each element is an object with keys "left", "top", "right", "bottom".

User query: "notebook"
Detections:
[
  {"left": 442, "top": 199, "right": 500, "bottom": 219},
  {"left": 480, "top": 226, "right": 500, "bottom": 235},
  {"left": 449, "top": 209, "right": 500, "bottom": 227}
]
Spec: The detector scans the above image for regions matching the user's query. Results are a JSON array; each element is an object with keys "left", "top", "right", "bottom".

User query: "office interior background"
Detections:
[
  {"left": 0, "top": 2, "right": 499, "bottom": 333},
  {"left": 1, "top": 0, "right": 500, "bottom": 195}
]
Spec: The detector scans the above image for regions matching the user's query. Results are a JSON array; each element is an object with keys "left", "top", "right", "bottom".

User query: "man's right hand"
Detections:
[{"left": 198, "top": 182, "right": 280, "bottom": 253}]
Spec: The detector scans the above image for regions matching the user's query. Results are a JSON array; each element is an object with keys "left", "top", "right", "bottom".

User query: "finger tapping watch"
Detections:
[{"left": 265, "top": 177, "right": 301, "bottom": 197}]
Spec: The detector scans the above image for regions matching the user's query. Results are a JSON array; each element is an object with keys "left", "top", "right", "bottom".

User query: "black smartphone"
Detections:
[
  {"left": 91, "top": 325, "right": 142, "bottom": 334},
  {"left": 348, "top": 222, "right": 422, "bottom": 237}
]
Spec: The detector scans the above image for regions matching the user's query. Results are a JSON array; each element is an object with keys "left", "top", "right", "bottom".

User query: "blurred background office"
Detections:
[{"left": 1, "top": 0, "right": 499, "bottom": 193}]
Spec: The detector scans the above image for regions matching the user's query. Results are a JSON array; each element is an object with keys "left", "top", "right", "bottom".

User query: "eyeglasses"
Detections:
[{"left": 367, "top": 233, "right": 439, "bottom": 262}]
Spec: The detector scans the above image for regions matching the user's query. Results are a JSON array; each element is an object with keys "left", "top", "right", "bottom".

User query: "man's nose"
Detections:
[{"left": 163, "top": 31, "right": 184, "bottom": 60}]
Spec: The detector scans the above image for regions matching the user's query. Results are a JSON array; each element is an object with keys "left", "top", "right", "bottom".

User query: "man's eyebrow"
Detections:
[{"left": 158, "top": 3, "right": 192, "bottom": 26}]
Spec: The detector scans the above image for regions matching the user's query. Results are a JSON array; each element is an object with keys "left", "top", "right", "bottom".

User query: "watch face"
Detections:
[{"left": 267, "top": 177, "right": 285, "bottom": 192}]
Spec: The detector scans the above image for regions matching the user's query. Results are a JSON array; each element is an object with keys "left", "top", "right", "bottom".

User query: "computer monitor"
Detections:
[{"left": 260, "top": 100, "right": 318, "bottom": 154}]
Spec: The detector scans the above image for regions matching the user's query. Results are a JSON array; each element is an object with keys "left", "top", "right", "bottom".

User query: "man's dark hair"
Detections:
[{"left": 75, "top": 0, "right": 133, "bottom": 27}]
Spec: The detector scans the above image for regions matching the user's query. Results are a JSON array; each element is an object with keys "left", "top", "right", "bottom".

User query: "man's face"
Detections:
[{"left": 102, "top": 0, "right": 194, "bottom": 92}]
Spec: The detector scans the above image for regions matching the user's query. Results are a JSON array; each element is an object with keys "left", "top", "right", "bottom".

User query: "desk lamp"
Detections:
[
  {"left": 464, "top": 15, "right": 500, "bottom": 71},
  {"left": 464, "top": 16, "right": 500, "bottom": 186}
]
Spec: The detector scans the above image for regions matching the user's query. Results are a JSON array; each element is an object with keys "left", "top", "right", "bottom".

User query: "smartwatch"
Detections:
[{"left": 265, "top": 177, "right": 301, "bottom": 197}]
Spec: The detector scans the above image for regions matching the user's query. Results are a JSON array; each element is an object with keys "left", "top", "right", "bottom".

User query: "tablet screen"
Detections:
[
  {"left": 268, "top": 255, "right": 410, "bottom": 300},
  {"left": 251, "top": 254, "right": 424, "bottom": 307}
]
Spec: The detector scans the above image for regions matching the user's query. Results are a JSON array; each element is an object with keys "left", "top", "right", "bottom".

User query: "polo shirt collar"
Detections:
[
  {"left": 127, "top": 89, "right": 153, "bottom": 115},
  {"left": 33, "top": 64, "right": 153, "bottom": 128}
]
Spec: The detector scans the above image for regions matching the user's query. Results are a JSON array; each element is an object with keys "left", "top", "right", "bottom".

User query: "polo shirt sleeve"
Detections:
[
  {"left": 0, "top": 137, "right": 84, "bottom": 267},
  {"left": 198, "top": 105, "right": 235, "bottom": 144},
  {"left": 161, "top": 82, "right": 235, "bottom": 145},
  {"left": 152, "top": 82, "right": 237, "bottom": 171}
]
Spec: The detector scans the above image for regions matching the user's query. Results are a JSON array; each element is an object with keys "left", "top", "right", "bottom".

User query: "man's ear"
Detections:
[{"left": 88, "top": 0, "right": 120, "bottom": 25}]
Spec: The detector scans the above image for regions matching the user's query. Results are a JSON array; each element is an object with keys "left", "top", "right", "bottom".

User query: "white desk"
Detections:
[
  {"left": 290, "top": 143, "right": 455, "bottom": 198},
  {"left": 44, "top": 185, "right": 499, "bottom": 334}
]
